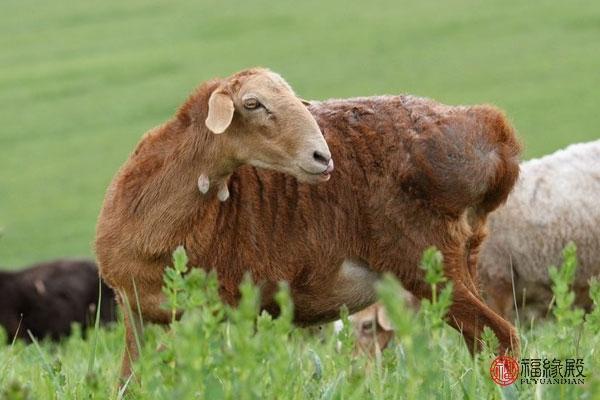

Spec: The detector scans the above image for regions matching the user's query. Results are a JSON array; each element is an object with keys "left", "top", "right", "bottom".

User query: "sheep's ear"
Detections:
[
  {"left": 376, "top": 305, "right": 393, "bottom": 332},
  {"left": 299, "top": 98, "right": 312, "bottom": 106},
  {"left": 206, "top": 90, "right": 234, "bottom": 134}
]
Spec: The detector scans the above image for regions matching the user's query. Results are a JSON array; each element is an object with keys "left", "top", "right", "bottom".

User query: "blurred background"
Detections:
[{"left": 1, "top": 0, "right": 599, "bottom": 267}]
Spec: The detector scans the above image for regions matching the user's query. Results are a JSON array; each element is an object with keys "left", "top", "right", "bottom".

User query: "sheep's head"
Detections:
[
  {"left": 205, "top": 68, "right": 333, "bottom": 183},
  {"left": 350, "top": 303, "right": 395, "bottom": 355}
]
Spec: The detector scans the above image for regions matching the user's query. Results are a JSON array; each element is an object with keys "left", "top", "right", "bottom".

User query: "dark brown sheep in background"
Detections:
[
  {"left": 0, "top": 259, "right": 117, "bottom": 342},
  {"left": 95, "top": 68, "right": 521, "bottom": 380}
]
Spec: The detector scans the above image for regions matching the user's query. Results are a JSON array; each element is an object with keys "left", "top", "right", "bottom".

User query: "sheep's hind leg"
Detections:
[
  {"left": 446, "top": 281, "right": 520, "bottom": 356},
  {"left": 445, "top": 248, "right": 520, "bottom": 356},
  {"left": 404, "top": 273, "right": 519, "bottom": 357},
  {"left": 482, "top": 279, "right": 515, "bottom": 321},
  {"left": 396, "top": 247, "right": 519, "bottom": 357}
]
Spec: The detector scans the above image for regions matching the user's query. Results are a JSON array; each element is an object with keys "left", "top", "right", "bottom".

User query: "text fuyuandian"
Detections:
[{"left": 519, "top": 358, "right": 585, "bottom": 385}]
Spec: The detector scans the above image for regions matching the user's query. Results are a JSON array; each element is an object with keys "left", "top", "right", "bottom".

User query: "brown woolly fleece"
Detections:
[{"left": 95, "top": 70, "right": 521, "bottom": 379}]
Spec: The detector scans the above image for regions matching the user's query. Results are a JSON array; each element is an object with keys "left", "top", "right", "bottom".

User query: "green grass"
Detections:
[
  {"left": 1, "top": 1, "right": 600, "bottom": 398},
  {"left": 1, "top": 246, "right": 599, "bottom": 399},
  {"left": 1, "top": 0, "right": 599, "bottom": 266}
]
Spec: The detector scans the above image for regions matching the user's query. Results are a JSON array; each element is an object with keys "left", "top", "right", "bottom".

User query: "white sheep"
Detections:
[{"left": 479, "top": 139, "right": 600, "bottom": 320}]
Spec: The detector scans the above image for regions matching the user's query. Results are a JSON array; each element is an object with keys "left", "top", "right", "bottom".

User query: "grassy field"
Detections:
[
  {"left": 1, "top": 0, "right": 599, "bottom": 267},
  {"left": 1, "top": 0, "right": 600, "bottom": 398},
  {"left": 1, "top": 247, "right": 599, "bottom": 399}
]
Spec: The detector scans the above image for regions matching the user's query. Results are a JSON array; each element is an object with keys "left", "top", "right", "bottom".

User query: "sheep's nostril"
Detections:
[{"left": 313, "top": 151, "right": 330, "bottom": 166}]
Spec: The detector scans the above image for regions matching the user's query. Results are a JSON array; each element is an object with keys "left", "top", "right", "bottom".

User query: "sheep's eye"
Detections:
[
  {"left": 361, "top": 321, "right": 374, "bottom": 334},
  {"left": 243, "top": 98, "right": 261, "bottom": 110}
]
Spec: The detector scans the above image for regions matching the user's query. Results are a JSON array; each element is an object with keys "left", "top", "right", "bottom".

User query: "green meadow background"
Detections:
[
  {"left": 1, "top": 0, "right": 599, "bottom": 267},
  {"left": 1, "top": 1, "right": 600, "bottom": 399}
]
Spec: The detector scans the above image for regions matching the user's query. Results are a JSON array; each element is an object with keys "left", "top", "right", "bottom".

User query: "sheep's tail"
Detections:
[
  {"left": 406, "top": 105, "right": 521, "bottom": 217},
  {"left": 468, "top": 105, "right": 521, "bottom": 214}
]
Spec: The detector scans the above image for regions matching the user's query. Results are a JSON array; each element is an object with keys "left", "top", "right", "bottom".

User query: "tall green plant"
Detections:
[{"left": 549, "top": 243, "right": 584, "bottom": 329}]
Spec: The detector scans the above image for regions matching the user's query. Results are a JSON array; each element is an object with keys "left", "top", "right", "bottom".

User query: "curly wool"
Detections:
[{"left": 479, "top": 140, "right": 600, "bottom": 317}]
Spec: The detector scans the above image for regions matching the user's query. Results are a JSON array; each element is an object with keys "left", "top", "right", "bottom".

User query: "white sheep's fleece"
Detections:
[{"left": 480, "top": 139, "right": 600, "bottom": 289}]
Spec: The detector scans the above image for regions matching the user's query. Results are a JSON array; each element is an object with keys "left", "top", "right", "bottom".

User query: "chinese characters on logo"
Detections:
[
  {"left": 520, "top": 358, "right": 585, "bottom": 384},
  {"left": 490, "top": 356, "right": 586, "bottom": 386}
]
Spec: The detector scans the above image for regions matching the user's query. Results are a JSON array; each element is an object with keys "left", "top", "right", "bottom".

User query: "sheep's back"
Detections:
[
  {"left": 309, "top": 95, "right": 520, "bottom": 217},
  {"left": 483, "top": 140, "right": 600, "bottom": 286}
]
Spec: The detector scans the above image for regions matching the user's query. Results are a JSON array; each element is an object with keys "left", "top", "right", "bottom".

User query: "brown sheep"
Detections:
[
  {"left": 0, "top": 259, "right": 117, "bottom": 342},
  {"left": 95, "top": 68, "right": 521, "bottom": 380}
]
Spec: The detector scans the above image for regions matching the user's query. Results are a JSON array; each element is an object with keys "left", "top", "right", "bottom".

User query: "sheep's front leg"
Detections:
[
  {"left": 120, "top": 305, "right": 144, "bottom": 383},
  {"left": 109, "top": 265, "right": 174, "bottom": 385}
]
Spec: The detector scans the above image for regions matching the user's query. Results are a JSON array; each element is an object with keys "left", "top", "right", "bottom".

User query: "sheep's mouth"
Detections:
[
  {"left": 299, "top": 166, "right": 333, "bottom": 182},
  {"left": 317, "top": 171, "right": 332, "bottom": 182}
]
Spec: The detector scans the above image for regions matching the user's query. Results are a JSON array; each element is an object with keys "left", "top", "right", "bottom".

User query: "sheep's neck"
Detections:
[{"left": 131, "top": 123, "right": 233, "bottom": 249}]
